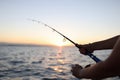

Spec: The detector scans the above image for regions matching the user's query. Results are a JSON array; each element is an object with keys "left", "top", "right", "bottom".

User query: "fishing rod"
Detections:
[{"left": 30, "top": 19, "right": 101, "bottom": 63}]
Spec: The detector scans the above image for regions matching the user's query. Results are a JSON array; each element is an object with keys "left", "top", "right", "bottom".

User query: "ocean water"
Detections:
[{"left": 0, "top": 46, "right": 119, "bottom": 80}]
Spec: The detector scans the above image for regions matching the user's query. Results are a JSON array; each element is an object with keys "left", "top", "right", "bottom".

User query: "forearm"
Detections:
[
  {"left": 79, "top": 61, "right": 117, "bottom": 79},
  {"left": 90, "top": 35, "right": 119, "bottom": 50}
]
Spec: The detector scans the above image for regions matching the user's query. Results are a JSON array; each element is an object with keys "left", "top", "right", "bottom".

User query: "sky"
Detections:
[{"left": 0, "top": 0, "right": 120, "bottom": 46}]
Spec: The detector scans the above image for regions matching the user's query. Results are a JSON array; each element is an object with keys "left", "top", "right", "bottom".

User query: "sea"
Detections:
[{"left": 0, "top": 45, "right": 120, "bottom": 80}]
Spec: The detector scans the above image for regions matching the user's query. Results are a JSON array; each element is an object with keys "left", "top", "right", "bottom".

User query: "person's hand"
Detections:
[
  {"left": 77, "top": 44, "right": 94, "bottom": 55},
  {"left": 79, "top": 47, "right": 88, "bottom": 55},
  {"left": 71, "top": 64, "right": 83, "bottom": 79},
  {"left": 71, "top": 64, "right": 93, "bottom": 79}
]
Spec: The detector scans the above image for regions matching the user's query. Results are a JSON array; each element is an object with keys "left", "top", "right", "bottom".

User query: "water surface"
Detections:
[{"left": 0, "top": 46, "right": 119, "bottom": 80}]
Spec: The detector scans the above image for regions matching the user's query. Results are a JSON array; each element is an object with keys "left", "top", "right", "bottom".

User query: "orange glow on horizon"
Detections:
[{"left": 0, "top": 34, "right": 107, "bottom": 46}]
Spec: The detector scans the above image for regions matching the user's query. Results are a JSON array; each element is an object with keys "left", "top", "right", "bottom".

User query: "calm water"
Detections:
[{"left": 0, "top": 46, "right": 119, "bottom": 80}]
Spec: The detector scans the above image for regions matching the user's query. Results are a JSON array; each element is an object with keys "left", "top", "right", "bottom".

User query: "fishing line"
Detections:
[{"left": 28, "top": 19, "right": 101, "bottom": 63}]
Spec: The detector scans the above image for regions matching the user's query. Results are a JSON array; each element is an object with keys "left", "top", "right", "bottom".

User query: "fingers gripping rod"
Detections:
[{"left": 30, "top": 19, "right": 101, "bottom": 63}]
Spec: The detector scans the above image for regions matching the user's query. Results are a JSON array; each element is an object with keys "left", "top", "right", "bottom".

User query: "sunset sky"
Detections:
[{"left": 0, "top": 0, "right": 120, "bottom": 46}]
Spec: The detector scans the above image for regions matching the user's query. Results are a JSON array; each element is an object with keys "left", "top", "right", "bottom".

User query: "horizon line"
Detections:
[{"left": 0, "top": 42, "right": 73, "bottom": 47}]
